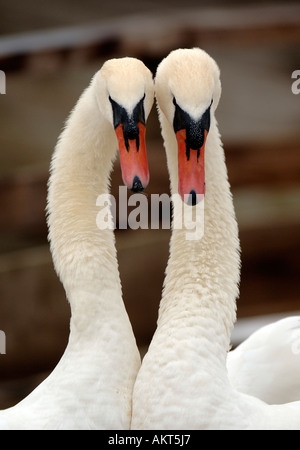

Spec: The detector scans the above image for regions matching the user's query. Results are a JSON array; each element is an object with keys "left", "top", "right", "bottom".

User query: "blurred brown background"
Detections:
[{"left": 0, "top": 0, "right": 299, "bottom": 408}]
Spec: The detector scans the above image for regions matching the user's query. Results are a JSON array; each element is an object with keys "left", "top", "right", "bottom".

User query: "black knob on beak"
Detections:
[{"left": 131, "top": 175, "right": 144, "bottom": 193}]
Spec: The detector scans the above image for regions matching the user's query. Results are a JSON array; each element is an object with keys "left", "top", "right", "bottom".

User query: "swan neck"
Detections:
[
  {"left": 158, "top": 115, "right": 240, "bottom": 357},
  {"left": 47, "top": 80, "right": 123, "bottom": 320}
]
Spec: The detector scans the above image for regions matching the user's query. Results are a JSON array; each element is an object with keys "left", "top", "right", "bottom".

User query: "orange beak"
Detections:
[
  {"left": 115, "top": 122, "right": 149, "bottom": 192},
  {"left": 173, "top": 98, "right": 211, "bottom": 205},
  {"left": 176, "top": 129, "right": 207, "bottom": 205},
  {"left": 110, "top": 95, "right": 149, "bottom": 192}
]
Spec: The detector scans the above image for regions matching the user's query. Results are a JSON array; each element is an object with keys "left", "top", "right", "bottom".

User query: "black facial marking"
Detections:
[
  {"left": 109, "top": 95, "right": 146, "bottom": 152},
  {"left": 173, "top": 98, "right": 212, "bottom": 158}
]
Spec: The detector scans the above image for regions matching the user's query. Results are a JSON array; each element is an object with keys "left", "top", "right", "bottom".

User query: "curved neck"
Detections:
[
  {"left": 158, "top": 112, "right": 240, "bottom": 364},
  {"left": 45, "top": 80, "right": 141, "bottom": 419},
  {"left": 47, "top": 80, "right": 125, "bottom": 331}
]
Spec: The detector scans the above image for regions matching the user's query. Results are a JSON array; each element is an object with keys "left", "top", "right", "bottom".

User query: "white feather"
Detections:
[{"left": 227, "top": 316, "right": 300, "bottom": 404}]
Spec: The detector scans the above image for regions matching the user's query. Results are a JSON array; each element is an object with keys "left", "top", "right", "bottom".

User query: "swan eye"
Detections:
[
  {"left": 200, "top": 103, "right": 211, "bottom": 134},
  {"left": 173, "top": 98, "right": 187, "bottom": 134},
  {"left": 132, "top": 93, "right": 146, "bottom": 126}
]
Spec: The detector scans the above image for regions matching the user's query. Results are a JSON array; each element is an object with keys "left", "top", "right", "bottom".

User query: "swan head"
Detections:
[
  {"left": 95, "top": 57, "right": 154, "bottom": 192},
  {"left": 155, "top": 48, "right": 221, "bottom": 204}
]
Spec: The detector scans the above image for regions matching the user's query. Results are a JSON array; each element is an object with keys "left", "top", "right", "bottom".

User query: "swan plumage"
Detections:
[
  {"left": 0, "top": 57, "right": 154, "bottom": 430},
  {"left": 227, "top": 316, "right": 300, "bottom": 404},
  {"left": 131, "top": 48, "right": 300, "bottom": 430}
]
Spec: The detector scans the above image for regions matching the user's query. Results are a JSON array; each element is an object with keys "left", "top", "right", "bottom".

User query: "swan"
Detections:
[
  {"left": 0, "top": 57, "right": 154, "bottom": 430},
  {"left": 227, "top": 316, "right": 300, "bottom": 404},
  {"left": 131, "top": 48, "right": 300, "bottom": 430}
]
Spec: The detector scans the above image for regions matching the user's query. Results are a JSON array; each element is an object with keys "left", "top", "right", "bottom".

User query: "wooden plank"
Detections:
[
  {"left": 226, "top": 142, "right": 300, "bottom": 189},
  {"left": 0, "top": 246, "right": 69, "bottom": 378},
  {"left": 0, "top": 171, "right": 48, "bottom": 241},
  {"left": 1, "top": 4, "right": 300, "bottom": 71},
  {"left": 238, "top": 222, "right": 300, "bottom": 318}
]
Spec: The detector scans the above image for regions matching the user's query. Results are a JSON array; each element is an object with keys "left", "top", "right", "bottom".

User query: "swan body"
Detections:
[
  {"left": 0, "top": 58, "right": 154, "bottom": 430},
  {"left": 227, "top": 316, "right": 300, "bottom": 404},
  {"left": 131, "top": 48, "right": 300, "bottom": 430}
]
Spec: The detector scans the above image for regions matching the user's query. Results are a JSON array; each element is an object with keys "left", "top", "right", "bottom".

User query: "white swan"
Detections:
[
  {"left": 0, "top": 57, "right": 154, "bottom": 430},
  {"left": 131, "top": 48, "right": 300, "bottom": 430},
  {"left": 227, "top": 316, "right": 300, "bottom": 404}
]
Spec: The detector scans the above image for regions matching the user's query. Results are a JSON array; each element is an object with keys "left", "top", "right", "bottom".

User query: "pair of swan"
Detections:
[{"left": 0, "top": 50, "right": 299, "bottom": 429}]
